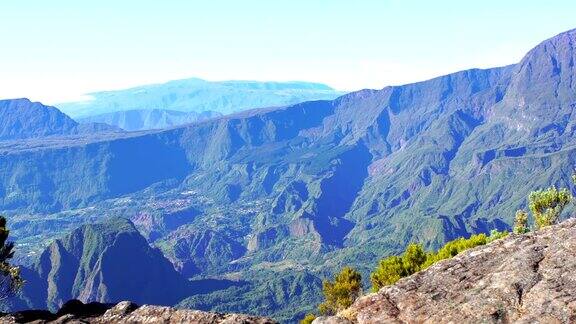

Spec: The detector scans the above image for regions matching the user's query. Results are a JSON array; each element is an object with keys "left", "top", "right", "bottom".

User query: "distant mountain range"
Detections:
[
  {"left": 57, "top": 79, "right": 345, "bottom": 120},
  {"left": 3, "top": 29, "right": 576, "bottom": 322}
]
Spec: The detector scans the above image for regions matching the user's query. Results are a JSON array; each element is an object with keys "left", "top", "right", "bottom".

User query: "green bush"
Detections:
[
  {"left": 370, "top": 255, "right": 405, "bottom": 291},
  {"left": 371, "top": 230, "right": 508, "bottom": 291},
  {"left": 513, "top": 210, "right": 529, "bottom": 234},
  {"left": 528, "top": 186, "right": 571, "bottom": 229},
  {"left": 318, "top": 266, "right": 362, "bottom": 315},
  {"left": 300, "top": 313, "right": 316, "bottom": 324}
]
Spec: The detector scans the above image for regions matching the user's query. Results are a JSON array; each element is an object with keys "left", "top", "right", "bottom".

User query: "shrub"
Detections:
[
  {"left": 318, "top": 266, "right": 362, "bottom": 315},
  {"left": 370, "top": 255, "right": 405, "bottom": 291},
  {"left": 402, "top": 243, "right": 427, "bottom": 274},
  {"left": 300, "top": 313, "right": 316, "bottom": 324},
  {"left": 371, "top": 230, "right": 508, "bottom": 291},
  {"left": 513, "top": 210, "right": 529, "bottom": 234},
  {"left": 528, "top": 186, "right": 571, "bottom": 229}
]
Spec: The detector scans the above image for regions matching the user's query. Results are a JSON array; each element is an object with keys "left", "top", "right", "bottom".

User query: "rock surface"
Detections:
[
  {"left": 316, "top": 219, "right": 576, "bottom": 323},
  {"left": 0, "top": 300, "right": 276, "bottom": 324}
]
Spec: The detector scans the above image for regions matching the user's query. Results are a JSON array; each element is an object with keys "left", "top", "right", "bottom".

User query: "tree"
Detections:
[
  {"left": 370, "top": 255, "right": 405, "bottom": 291},
  {"left": 528, "top": 187, "right": 571, "bottom": 229},
  {"left": 402, "top": 243, "right": 427, "bottom": 274},
  {"left": 370, "top": 243, "right": 427, "bottom": 291},
  {"left": 318, "top": 267, "right": 362, "bottom": 315},
  {"left": 513, "top": 210, "right": 529, "bottom": 234},
  {"left": 0, "top": 216, "right": 23, "bottom": 300}
]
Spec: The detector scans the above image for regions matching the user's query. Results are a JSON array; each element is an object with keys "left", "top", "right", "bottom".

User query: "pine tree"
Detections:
[
  {"left": 528, "top": 187, "right": 571, "bottom": 229},
  {"left": 318, "top": 267, "right": 362, "bottom": 315},
  {"left": 513, "top": 210, "right": 529, "bottom": 234}
]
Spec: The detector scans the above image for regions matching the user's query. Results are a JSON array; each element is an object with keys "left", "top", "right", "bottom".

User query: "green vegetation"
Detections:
[
  {"left": 0, "top": 216, "right": 23, "bottom": 300},
  {"left": 300, "top": 313, "right": 316, "bottom": 324},
  {"left": 528, "top": 187, "right": 571, "bottom": 229},
  {"left": 371, "top": 230, "right": 508, "bottom": 291},
  {"left": 513, "top": 210, "right": 529, "bottom": 234},
  {"left": 318, "top": 267, "right": 362, "bottom": 316}
]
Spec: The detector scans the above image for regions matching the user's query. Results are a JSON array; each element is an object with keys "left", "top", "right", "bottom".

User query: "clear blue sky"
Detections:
[{"left": 1, "top": 0, "right": 575, "bottom": 103}]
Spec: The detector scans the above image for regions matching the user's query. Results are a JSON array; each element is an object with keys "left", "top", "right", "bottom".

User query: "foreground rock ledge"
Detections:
[
  {"left": 316, "top": 218, "right": 576, "bottom": 324},
  {"left": 1, "top": 300, "right": 277, "bottom": 324}
]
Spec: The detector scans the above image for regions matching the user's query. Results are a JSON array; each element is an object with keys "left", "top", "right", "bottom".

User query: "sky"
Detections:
[{"left": 1, "top": 1, "right": 575, "bottom": 104}]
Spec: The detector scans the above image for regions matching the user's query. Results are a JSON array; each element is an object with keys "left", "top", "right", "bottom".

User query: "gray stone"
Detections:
[{"left": 318, "top": 219, "right": 576, "bottom": 324}]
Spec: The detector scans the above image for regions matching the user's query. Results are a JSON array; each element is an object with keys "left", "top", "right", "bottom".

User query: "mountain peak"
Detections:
[{"left": 507, "top": 28, "right": 576, "bottom": 102}]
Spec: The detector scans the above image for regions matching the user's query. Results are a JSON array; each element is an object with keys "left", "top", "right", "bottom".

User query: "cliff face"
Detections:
[{"left": 316, "top": 219, "right": 576, "bottom": 323}]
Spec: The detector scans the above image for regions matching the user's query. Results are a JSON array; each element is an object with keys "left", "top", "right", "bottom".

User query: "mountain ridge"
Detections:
[
  {"left": 0, "top": 98, "right": 120, "bottom": 140},
  {"left": 57, "top": 78, "right": 345, "bottom": 118}
]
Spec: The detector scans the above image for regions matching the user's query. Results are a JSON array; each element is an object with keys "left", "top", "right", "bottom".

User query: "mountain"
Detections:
[
  {"left": 77, "top": 109, "right": 222, "bottom": 131},
  {"left": 9, "top": 218, "right": 197, "bottom": 312},
  {"left": 3, "top": 29, "right": 576, "bottom": 320},
  {"left": 0, "top": 98, "right": 121, "bottom": 141},
  {"left": 316, "top": 218, "right": 576, "bottom": 323},
  {"left": 57, "top": 79, "right": 345, "bottom": 118}
]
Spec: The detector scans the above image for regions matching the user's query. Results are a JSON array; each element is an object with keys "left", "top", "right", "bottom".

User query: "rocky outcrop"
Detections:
[
  {"left": 1, "top": 299, "right": 276, "bottom": 323},
  {"left": 316, "top": 219, "right": 576, "bottom": 323}
]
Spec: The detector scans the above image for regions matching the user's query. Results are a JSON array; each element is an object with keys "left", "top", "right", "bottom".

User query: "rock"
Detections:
[
  {"left": 56, "top": 299, "right": 112, "bottom": 318},
  {"left": 312, "top": 316, "right": 353, "bottom": 324},
  {"left": 0, "top": 300, "right": 276, "bottom": 324},
  {"left": 317, "top": 219, "right": 576, "bottom": 324},
  {"left": 0, "top": 309, "right": 57, "bottom": 323}
]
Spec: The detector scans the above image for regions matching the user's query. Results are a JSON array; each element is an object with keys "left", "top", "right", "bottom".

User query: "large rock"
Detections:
[
  {"left": 0, "top": 300, "right": 276, "bottom": 324},
  {"left": 316, "top": 219, "right": 576, "bottom": 323}
]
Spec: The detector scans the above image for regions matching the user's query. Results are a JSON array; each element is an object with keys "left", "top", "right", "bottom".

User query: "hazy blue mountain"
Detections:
[
  {"left": 78, "top": 109, "right": 222, "bottom": 131},
  {"left": 3, "top": 29, "right": 576, "bottom": 321},
  {"left": 0, "top": 98, "right": 121, "bottom": 141},
  {"left": 57, "top": 79, "right": 345, "bottom": 118}
]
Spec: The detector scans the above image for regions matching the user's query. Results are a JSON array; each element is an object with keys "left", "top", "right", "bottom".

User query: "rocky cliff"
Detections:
[
  {"left": 1, "top": 299, "right": 276, "bottom": 323},
  {"left": 316, "top": 218, "right": 576, "bottom": 323}
]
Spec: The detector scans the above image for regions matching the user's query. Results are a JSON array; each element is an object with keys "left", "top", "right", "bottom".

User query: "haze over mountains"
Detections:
[
  {"left": 57, "top": 78, "right": 344, "bottom": 130},
  {"left": 2, "top": 28, "right": 576, "bottom": 322}
]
